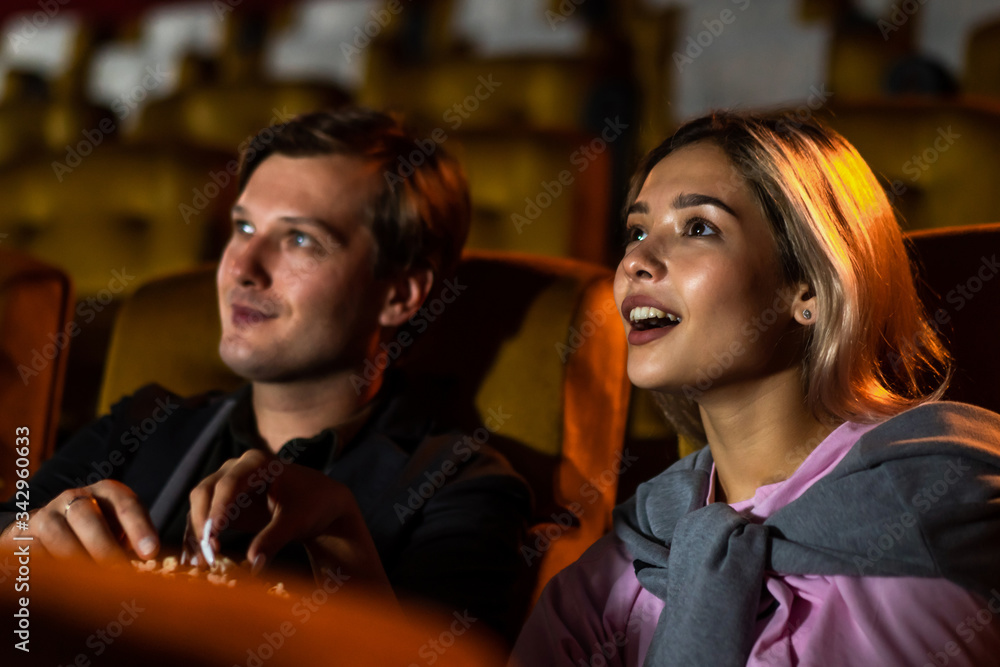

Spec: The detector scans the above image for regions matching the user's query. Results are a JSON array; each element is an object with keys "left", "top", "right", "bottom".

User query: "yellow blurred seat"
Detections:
[
  {"left": 452, "top": 128, "right": 613, "bottom": 263},
  {"left": 97, "top": 250, "right": 630, "bottom": 606},
  {"left": 0, "top": 250, "right": 73, "bottom": 500},
  {"left": 127, "top": 75, "right": 351, "bottom": 153},
  {"left": 360, "top": 52, "right": 593, "bottom": 132},
  {"left": 822, "top": 99, "right": 1000, "bottom": 231},
  {"left": 0, "top": 143, "right": 233, "bottom": 298}
]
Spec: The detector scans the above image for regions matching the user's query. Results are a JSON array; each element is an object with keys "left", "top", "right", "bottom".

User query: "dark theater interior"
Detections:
[{"left": 1, "top": 0, "right": 1000, "bottom": 664}]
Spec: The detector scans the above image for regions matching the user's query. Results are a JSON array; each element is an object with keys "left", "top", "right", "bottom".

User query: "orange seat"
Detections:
[
  {"left": 0, "top": 250, "right": 73, "bottom": 500},
  {"left": 2, "top": 554, "right": 506, "bottom": 666}
]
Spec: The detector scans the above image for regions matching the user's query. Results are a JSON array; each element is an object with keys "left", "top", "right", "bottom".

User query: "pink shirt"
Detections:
[{"left": 512, "top": 421, "right": 1000, "bottom": 666}]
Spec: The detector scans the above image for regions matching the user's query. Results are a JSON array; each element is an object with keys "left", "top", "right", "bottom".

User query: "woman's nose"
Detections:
[{"left": 621, "top": 238, "right": 667, "bottom": 282}]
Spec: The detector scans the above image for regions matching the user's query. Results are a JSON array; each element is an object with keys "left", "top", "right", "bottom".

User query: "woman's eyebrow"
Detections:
[
  {"left": 672, "top": 192, "right": 737, "bottom": 218},
  {"left": 626, "top": 201, "right": 649, "bottom": 216}
]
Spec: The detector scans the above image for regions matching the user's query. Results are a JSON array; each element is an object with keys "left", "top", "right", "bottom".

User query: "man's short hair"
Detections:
[{"left": 237, "top": 107, "right": 471, "bottom": 280}]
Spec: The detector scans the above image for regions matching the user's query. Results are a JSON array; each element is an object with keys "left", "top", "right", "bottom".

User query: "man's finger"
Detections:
[
  {"left": 34, "top": 496, "right": 99, "bottom": 561},
  {"left": 65, "top": 495, "right": 130, "bottom": 564},
  {"left": 92, "top": 489, "right": 159, "bottom": 560}
]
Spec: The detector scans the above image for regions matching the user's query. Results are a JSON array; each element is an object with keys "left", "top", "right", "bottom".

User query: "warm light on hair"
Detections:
[{"left": 627, "top": 112, "right": 951, "bottom": 443}]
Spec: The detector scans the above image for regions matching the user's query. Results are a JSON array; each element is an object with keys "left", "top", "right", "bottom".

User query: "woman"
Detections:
[{"left": 511, "top": 112, "right": 1000, "bottom": 666}]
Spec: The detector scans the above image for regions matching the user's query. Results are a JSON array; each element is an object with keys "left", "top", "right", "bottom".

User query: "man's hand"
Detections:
[
  {"left": 1, "top": 480, "right": 159, "bottom": 563},
  {"left": 186, "top": 449, "right": 392, "bottom": 594}
]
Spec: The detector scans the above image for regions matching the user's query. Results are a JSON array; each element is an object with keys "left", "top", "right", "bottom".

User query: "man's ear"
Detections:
[
  {"left": 790, "top": 282, "right": 817, "bottom": 326},
  {"left": 378, "top": 267, "right": 434, "bottom": 328}
]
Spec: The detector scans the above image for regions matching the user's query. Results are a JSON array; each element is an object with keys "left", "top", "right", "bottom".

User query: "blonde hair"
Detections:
[{"left": 627, "top": 112, "right": 951, "bottom": 444}]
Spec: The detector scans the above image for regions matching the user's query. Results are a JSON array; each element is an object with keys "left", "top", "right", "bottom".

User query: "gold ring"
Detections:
[{"left": 64, "top": 495, "right": 91, "bottom": 516}]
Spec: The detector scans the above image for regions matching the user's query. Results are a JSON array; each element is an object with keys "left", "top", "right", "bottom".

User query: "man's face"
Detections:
[{"left": 217, "top": 153, "right": 390, "bottom": 383}]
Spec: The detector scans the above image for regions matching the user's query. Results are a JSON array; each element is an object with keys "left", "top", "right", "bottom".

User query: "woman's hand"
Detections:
[
  {"left": 186, "top": 450, "right": 393, "bottom": 595},
  {"left": 1, "top": 480, "right": 159, "bottom": 563}
]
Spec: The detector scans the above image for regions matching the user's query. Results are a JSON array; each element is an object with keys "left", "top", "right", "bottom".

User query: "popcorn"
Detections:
[{"left": 130, "top": 555, "right": 289, "bottom": 598}]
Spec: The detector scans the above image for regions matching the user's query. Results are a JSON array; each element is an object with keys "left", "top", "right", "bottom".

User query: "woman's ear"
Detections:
[
  {"left": 378, "top": 267, "right": 434, "bottom": 328},
  {"left": 790, "top": 282, "right": 817, "bottom": 326}
]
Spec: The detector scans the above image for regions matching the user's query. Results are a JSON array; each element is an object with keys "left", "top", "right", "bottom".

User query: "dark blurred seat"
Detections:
[
  {"left": 905, "top": 222, "right": 1000, "bottom": 414},
  {"left": 0, "top": 250, "right": 73, "bottom": 501},
  {"left": 965, "top": 18, "right": 1000, "bottom": 100}
]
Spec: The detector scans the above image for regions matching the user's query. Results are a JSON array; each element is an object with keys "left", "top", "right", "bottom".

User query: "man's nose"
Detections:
[{"left": 226, "top": 236, "right": 272, "bottom": 289}]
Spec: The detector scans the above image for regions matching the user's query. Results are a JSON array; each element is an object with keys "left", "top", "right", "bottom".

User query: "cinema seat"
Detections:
[
  {"left": 453, "top": 128, "right": 612, "bottom": 263},
  {"left": 822, "top": 100, "right": 1000, "bottom": 231},
  {"left": 0, "top": 250, "right": 73, "bottom": 501},
  {"left": 360, "top": 53, "right": 592, "bottom": 132},
  {"left": 98, "top": 251, "right": 630, "bottom": 607},
  {"left": 905, "top": 222, "right": 1000, "bottom": 414},
  {"left": 0, "top": 144, "right": 233, "bottom": 298}
]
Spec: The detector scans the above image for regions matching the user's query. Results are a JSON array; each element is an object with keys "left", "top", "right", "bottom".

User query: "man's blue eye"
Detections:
[
  {"left": 235, "top": 221, "right": 253, "bottom": 235},
  {"left": 291, "top": 232, "right": 313, "bottom": 247}
]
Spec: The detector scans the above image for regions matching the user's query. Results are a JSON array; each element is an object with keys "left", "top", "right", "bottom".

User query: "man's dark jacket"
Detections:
[{"left": 1, "top": 381, "right": 534, "bottom": 642}]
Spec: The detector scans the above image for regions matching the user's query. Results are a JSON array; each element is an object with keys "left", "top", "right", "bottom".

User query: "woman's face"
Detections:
[{"left": 614, "top": 141, "right": 804, "bottom": 397}]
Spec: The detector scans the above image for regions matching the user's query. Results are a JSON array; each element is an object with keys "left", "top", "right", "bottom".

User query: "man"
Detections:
[{"left": 0, "top": 108, "right": 532, "bottom": 642}]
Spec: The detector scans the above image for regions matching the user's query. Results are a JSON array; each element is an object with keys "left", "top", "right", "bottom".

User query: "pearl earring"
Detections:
[{"left": 802, "top": 309, "right": 812, "bottom": 320}]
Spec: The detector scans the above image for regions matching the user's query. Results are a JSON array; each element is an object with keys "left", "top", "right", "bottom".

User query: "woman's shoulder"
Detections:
[{"left": 856, "top": 400, "right": 1000, "bottom": 457}]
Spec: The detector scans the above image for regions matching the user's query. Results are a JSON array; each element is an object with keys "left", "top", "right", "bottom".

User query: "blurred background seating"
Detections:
[{"left": 1, "top": 0, "right": 999, "bottom": 629}]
